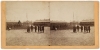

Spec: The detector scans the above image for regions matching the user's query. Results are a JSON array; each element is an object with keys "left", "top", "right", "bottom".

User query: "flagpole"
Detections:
[
  {"left": 26, "top": 12, "right": 28, "bottom": 26},
  {"left": 48, "top": 2, "right": 50, "bottom": 27},
  {"left": 73, "top": 12, "right": 74, "bottom": 22}
]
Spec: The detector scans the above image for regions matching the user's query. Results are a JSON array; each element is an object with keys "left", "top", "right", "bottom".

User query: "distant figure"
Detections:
[
  {"left": 84, "top": 26, "right": 86, "bottom": 32},
  {"left": 27, "top": 25, "right": 30, "bottom": 33},
  {"left": 8, "top": 27, "right": 11, "bottom": 31},
  {"left": 31, "top": 25, "right": 33, "bottom": 32},
  {"left": 88, "top": 26, "right": 90, "bottom": 33},
  {"left": 38, "top": 26, "right": 40, "bottom": 32},
  {"left": 73, "top": 26, "right": 76, "bottom": 32},
  {"left": 7, "top": 26, "right": 10, "bottom": 31},
  {"left": 86, "top": 26, "right": 88, "bottom": 33},
  {"left": 35, "top": 26, "right": 37, "bottom": 32},
  {"left": 81, "top": 26, "right": 83, "bottom": 32},
  {"left": 55, "top": 27, "right": 57, "bottom": 31},
  {"left": 42, "top": 26, "right": 44, "bottom": 33},
  {"left": 9, "top": 27, "right": 11, "bottom": 30},
  {"left": 77, "top": 25, "right": 79, "bottom": 32},
  {"left": 40, "top": 26, "right": 42, "bottom": 33}
]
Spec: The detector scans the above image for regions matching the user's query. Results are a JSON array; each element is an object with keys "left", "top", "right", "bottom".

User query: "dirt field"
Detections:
[
  {"left": 50, "top": 27, "right": 95, "bottom": 46},
  {"left": 6, "top": 27, "right": 95, "bottom": 46},
  {"left": 6, "top": 27, "right": 50, "bottom": 46}
]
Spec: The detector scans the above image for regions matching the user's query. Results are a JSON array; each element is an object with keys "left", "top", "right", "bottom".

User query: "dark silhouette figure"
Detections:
[
  {"left": 77, "top": 25, "right": 79, "bottom": 32},
  {"left": 86, "top": 26, "right": 88, "bottom": 33},
  {"left": 84, "top": 26, "right": 86, "bottom": 32},
  {"left": 31, "top": 25, "right": 33, "bottom": 32},
  {"left": 73, "top": 26, "right": 76, "bottom": 32},
  {"left": 42, "top": 26, "right": 44, "bottom": 33},
  {"left": 81, "top": 26, "right": 83, "bottom": 32},
  {"left": 40, "top": 26, "right": 42, "bottom": 32},
  {"left": 38, "top": 26, "right": 40, "bottom": 32},
  {"left": 7, "top": 26, "right": 11, "bottom": 31},
  {"left": 27, "top": 26, "right": 30, "bottom": 33},
  {"left": 55, "top": 27, "right": 57, "bottom": 31},
  {"left": 35, "top": 26, "right": 37, "bottom": 32},
  {"left": 88, "top": 26, "right": 90, "bottom": 33}
]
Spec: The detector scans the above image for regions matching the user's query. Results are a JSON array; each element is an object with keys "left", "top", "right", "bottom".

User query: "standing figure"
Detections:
[
  {"left": 81, "top": 26, "right": 83, "bottom": 32},
  {"left": 7, "top": 26, "right": 10, "bottom": 31},
  {"left": 40, "top": 26, "right": 42, "bottom": 33},
  {"left": 38, "top": 26, "right": 40, "bottom": 32},
  {"left": 31, "top": 25, "right": 33, "bottom": 32},
  {"left": 73, "top": 26, "right": 76, "bottom": 32},
  {"left": 55, "top": 27, "right": 57, "bottom": 31},
  {"left": 77, "top": 25, "right": 79, "bottom": 32},
  {"left": 84, "top": 26, "right": 86, "bottom": 32},
  {"left": 86, "top": 26, "right": 88, "bottom": 33},
  {"left": 35, "top": 26, "right": 37, "bottom": 32},
  {"left": 42, "top": 26, "right": 44, "bottom": 33},
  {"left": 88, "top": 26, "right": 90, "bottom": 33},
  {"left": 27, "top": 25, "right": 30, "bottom": 33}
]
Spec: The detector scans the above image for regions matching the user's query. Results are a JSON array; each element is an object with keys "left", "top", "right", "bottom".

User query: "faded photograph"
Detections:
[
  {"left": 6, "top": 1, "right": 94, "bottom": 46},
  {"left": 50, "top": 2, "right": 94, "bottom": 46}
]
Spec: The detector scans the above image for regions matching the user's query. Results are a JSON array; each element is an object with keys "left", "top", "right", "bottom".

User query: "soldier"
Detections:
[
  {"left": 81, "top": 26, "right": 83, "bottom": 32},
  {"left": 42, "top": 26, "right": 44, "bottom": 33},
  {"left": 55, "top": 27, "right": 57, "bottom": 31},
  {"left": 73, "top": 25, "right": 76, "bottom": 33},
  {"left": 27, "top": 25, "right": 30, "bottom": 33},
  {"left": 38, "top": 26, "right": 40, "bottom": 32},
  {"left": 86, "top": 26, "right": 88, "bottom": 33},
  {"left": 7, "top": 26, "right": 9, "bottom": 30},
  {"left": 77, "top": 25, "right": 79, "bottom": 32},
  {"left": 35, "top": 26, "right": 37, "bottom": 32},
  {"left": 55, "top": 26, "right": 57, "bottom": 31},
  {"left": 40, "top": 26, "right": 42, "bottom": 33},
  {"left": 31, "top": 25, "right": 33, "bottom": 32},
  {"left": 88, "top": 26, "right": 90, "bottom": 33},
  {"left": 84, "top": 26, "right": 86, "bottom": 32}
]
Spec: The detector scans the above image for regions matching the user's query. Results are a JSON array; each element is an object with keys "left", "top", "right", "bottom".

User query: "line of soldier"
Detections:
[
  {"left": 27, "top": 25, "right": 44, "bottom": 33},
  {"left": 27, "top": 25, "right": 34, "bottom": 33},
  {"left": 34, "top": 26, "right": 44, "bottom": 33},
  {"left": 73, "top": 25, "right": 90, "bottom": 33}
]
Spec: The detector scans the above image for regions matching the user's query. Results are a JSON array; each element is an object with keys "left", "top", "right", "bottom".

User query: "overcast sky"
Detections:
[{"left": 6, "top": 1, "right": 94, "bottom": 22}]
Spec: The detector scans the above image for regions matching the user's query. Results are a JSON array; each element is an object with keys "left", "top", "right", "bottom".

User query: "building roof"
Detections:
[
  {"left": 81, "top": 19, "right": 94, "bottom": 22},
  {"left": 34, "top": 19, "right": 67, "bottom": 23},
  {"left": 6, "top": 22, "right": 18, "bottom": 24},
  {"left": 50, "top": 21, "right": 67, "bottom": 23},
  {"left": 34, "top": 19, "right": 50, "bottom": 22}
]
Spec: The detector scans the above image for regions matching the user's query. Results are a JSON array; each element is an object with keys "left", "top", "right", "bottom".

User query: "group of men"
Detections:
[
  {"left": 73, "top": 25, "right": 90, "bottom": 33},
  {"left": 27, "top": 25, "right": 44, "bottom": 33},
  {"left": 34, "top": 26, "right": 44, "bottom": 33},
  {"left": 27, "top": 25, "right": 34, "bottom": 33}
]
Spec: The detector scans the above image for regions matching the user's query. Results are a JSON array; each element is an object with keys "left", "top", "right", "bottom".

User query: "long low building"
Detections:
[
  {"left": 80, "top": 19, "right": 94, "bottom": 26},
  {"left": 6, "top": 21, "right": 33, "bottom": 29},
  {"left": 7, "top": 19, "right": 93, "bottom": 30},
  {"left": 50, "top": 21, "right": 68, "bottom": 30},
  {"left": 33, "top": 19, "right": 50, "bottom": 27},
  {"left": 33, "top": 19, "right": 69, "bottom": 30}
]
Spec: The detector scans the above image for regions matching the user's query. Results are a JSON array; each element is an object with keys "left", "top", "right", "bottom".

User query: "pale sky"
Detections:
[
  {"left": 50, "top": 1, "right": 94, "bottom": 22},
  {"left": 6, "top": 1, "right": 50, "bottom": 22},
  {"left": 6, "top": 1, "right": 94, "bottom": 22}
]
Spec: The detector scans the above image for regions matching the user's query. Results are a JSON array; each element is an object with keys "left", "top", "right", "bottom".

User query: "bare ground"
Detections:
[{"left": 6, "top": 27, "right": 95, "bottom": 46}]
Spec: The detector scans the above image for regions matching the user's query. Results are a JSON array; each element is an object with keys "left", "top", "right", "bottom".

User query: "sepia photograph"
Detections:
[{"left": 1, "top": 1, "right": 99, "bottom": 48}]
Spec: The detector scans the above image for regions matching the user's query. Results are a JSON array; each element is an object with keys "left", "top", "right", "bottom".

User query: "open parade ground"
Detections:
[{"left": 6, "top": 27, "right": 95, "bottom": 46}]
